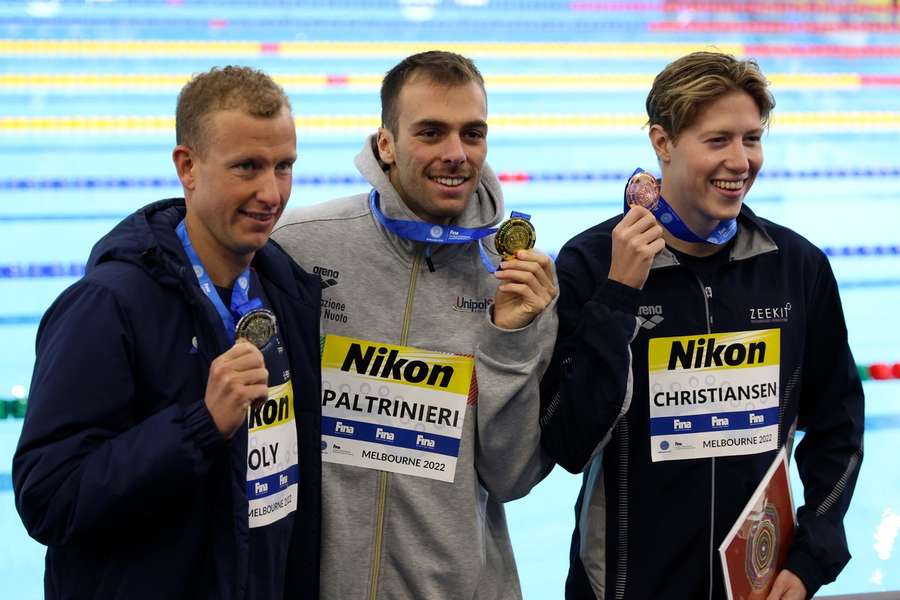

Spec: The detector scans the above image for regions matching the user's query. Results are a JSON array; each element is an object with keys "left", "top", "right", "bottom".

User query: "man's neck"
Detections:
[
  {"left": 662, "top": 229, "right": 726, "bottom": 258},
  {"left": 658, "top": 188, "right": 730, "bottom": 257},
  {"left": 183, "top": 215, "right": 252, "bottom": 287}
]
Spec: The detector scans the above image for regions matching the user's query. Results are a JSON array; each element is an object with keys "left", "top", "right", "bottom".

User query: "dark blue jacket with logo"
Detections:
[
  {"left": 540, "top": 205, "right": 864, "bottom": 599},
  {"left": 13, "top": 199, "right": 322, "bottom": 599}
]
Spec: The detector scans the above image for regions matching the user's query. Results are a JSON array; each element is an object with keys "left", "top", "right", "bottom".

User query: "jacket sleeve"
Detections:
[
  {"left": 539, "top": 242, "right": 642, "bottom": 474},
  {"left": 12, "top": 280, "right": 224, "bottom": 546},
  {"left": 471, "top": 268, "right": 559, "bottom": 503},
  {"left": 784, "top": 257, "right": 865, "bottom": 596}
]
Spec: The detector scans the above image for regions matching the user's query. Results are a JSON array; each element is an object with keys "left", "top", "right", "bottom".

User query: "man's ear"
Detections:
[
  {"left": 649, "top": 124, "right": 673, "bottom": 164},
  {"left": 172, "top": 145, "right": 196, "bottom": 191},
  {"left": 376, "top": 127, "right": 396, "bottom": 166}
]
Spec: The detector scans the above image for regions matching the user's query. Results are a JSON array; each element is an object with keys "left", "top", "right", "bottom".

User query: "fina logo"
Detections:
[{"left": 430, "top": 225, "right": 443, "bottom": 239}]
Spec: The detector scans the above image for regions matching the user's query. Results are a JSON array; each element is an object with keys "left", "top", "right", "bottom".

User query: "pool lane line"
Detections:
[
  {"left": 4, "top": 112, "right": 900, "bottom": 133},
  {"left": 3, "top": 72, "right": 899, "bottom": 90},
  {"left": 4, "top": 39, "right": 900, "bottom": 59},
  {"left": 650, "top": 21, "right": 900, "bottom": 34},
  {"left": 1, "top": 257, "right": 899, "bottom": 280},
  {"left": 571, "top": 2, "right": 900, "bottom": 14},
  {"left": 4, "top": 168, "right": 900, "bottom": 190}
]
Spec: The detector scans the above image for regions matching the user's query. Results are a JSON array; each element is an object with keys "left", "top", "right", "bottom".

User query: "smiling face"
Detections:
[
  {"left": 376, "top": 75, "right": 488, "bottom": 224},
  {"left": 652, "top": 90, "right": 764, "bottom": 236},
  {"left": 174, "top": 106, "right": 297, "bottom": 284}
]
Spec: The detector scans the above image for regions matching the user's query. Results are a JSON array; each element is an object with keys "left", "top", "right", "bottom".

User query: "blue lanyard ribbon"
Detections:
[
  {"left": 368, "top": 189, "right": 503, "bottom": 272},
  {"left": 624, "top": 168, "right": 737, "bottom": 246},
  {"left": 176, "top": 220, "right": 262, "bottom": 344}
]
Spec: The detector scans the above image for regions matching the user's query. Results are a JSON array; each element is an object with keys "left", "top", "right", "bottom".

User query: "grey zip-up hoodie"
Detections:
[{"left": 273, "top": 137, "right": 557, "bottom": 599}]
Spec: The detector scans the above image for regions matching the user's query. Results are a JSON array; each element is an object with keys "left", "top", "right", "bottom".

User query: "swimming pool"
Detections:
[{"left": 1, "top": 0, "right": 899, "bottom": 597}]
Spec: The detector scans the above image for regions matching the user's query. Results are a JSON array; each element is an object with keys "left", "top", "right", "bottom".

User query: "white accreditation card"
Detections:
[
  {"left": 320, "top": 334, "right": 475, "bottom": 482},
  {"left": 648, "top": 329, "right": 781, "bottom": 462},
  {"left": 247, "top": 380, "right": 299, "bottom": 528}
]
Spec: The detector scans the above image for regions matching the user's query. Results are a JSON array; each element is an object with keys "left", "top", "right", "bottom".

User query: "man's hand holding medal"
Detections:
[
  {"left": 608, "top": 171, "right": 666, "bottom": 290},
  {"left": 205, "top": 310, "right": 278, "bottom": 439},
  {"left": 492, "top": 216, "right": 557, "bottom": 330}
]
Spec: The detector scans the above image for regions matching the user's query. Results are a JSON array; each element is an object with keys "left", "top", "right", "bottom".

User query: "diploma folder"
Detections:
[{"left": 719, "top": 446, "right": 796, "bottom": 600}]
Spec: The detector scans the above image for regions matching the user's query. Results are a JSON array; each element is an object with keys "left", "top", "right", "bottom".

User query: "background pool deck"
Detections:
[{"left": 1, "top": 0, "right": 899, "bottom": 597}]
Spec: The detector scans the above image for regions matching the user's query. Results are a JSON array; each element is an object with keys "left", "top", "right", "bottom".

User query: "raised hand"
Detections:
[
  {"left": 204, "top": 340, "right": 269, "bottom": 439},
  {"left": 493, "top": 249, "right": 557, "bottom": 330},
  {"left": 607, "top": 205, "right": 665, "bottom": 290}
]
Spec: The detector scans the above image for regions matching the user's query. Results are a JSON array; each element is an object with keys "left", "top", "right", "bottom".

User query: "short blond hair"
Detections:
[
  {"left": 176, "top": 65, "right": 292, "bottom": 154},
  {"left": 646, "top": 52, "right": 774, "bottom": 140}
]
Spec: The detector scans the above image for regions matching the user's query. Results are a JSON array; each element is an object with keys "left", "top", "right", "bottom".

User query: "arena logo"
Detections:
[
  {"left": 638, "top": 304, "right": 664, "bottom": 330},
  {"left": 453, "top": 296, "right": 494, "bottom": 313},
  {"left": 313, "top": 265, "right": 340, "bottom": 290}
]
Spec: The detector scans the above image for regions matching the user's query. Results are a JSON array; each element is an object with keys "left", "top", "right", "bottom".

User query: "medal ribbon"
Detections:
[
  {"left": 624, "top": 168, "right": 737, "bottom": 245},
  {"left": 176, "top": 220, "right": 262, "bottom": 344},
  {"left": 368, "top": 189, "right": 500, "bottom": 272}
]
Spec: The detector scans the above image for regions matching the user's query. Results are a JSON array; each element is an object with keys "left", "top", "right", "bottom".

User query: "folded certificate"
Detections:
[{"left": 720, "top": 446, "right": 796, "bottom": 600}]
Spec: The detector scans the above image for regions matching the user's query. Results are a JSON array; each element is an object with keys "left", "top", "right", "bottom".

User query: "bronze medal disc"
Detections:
[
  {"left": 235, "top": 309, "right": 277, "bottom": 350},
  {"left": 494, "top": 218, "right": 536, "bottom": 257},
  {"left": 625, "top": 171, "right": 661, "bottom": 211}
]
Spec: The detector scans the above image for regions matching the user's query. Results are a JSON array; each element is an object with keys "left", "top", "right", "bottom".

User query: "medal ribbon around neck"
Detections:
[
  {"left": 177, "top": 219, "right": 263, "bottom": 344},
  {"left": 368, "top": 189, "right": 504, "bottom": 273},
  {"left": 623, "top": 167, "right": 737, "bottom": 245}
]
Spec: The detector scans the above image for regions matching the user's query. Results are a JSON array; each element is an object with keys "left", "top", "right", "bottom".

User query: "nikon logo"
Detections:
[
  {"left": 668, "top": 337, "right": 767, "bottom": 370},
  {"left": 341, "top": 343, "right": 454, "bottom": 388},
  {"left": 249, "top": 394, "right": 290, "bottom": 429}
]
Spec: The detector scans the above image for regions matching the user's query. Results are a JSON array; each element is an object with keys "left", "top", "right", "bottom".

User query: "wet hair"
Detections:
[
  {"left": 646, "top": 51, "right": 775, "bottom": 140},
  {"left": 380, "top": 50, "right": 486, "bottom": 134},
  {"left": 176, "top": 65, "right": 291, "bottom": 154}
]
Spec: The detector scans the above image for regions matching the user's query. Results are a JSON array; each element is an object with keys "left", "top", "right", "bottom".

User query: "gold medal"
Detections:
[
  {"left": 625, "top": 171, "right": 661, "bottom": 211},
  {"left": 235, "top": 309, "right": 277, "bottom": 350},
  {"left": 494, "top": 217, "right": 536, "bottom": 258}
]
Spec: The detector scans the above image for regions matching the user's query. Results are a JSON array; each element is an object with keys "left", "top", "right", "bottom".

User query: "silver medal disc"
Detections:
[{"left": 235, "top": 309, "right": 277, "bottom": 350}]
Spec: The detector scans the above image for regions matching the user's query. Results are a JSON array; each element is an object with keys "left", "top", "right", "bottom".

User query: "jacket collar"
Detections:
[
  {"left": 353, "top": 135, "right": 504, "bottom": 264},
  {"left": 86, "top": 198, "right": 313, "bottom": 304},
  {"left": 650, "top": 203, "right": 778, "bottom": 269}
]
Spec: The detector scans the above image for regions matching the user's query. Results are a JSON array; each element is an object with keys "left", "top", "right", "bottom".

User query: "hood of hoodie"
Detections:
[
  {"left": 86, "top": 198, "right": 317, "bottom": 310},
  {"left": 354, "top": 134, "right": 504, "bottom": 231},
  {"left": 86, "top": 198, "right": 189, "bottom": 287}
]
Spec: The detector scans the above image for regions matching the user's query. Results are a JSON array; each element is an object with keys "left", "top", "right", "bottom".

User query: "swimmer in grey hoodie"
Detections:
[{"left": 274, "top": 50, "right": 558, "bottom": 599}]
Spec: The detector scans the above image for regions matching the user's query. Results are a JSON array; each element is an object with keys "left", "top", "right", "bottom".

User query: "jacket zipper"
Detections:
[
  {"left": 368, "top": 249, "right": 423, "bottom": 600},
  {"left": 694, "top": 276, "right": 716, "bottom": 600}
]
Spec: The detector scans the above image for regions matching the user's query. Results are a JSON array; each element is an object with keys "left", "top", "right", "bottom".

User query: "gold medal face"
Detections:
[
  {"left": 235, "top": 309, "right": 277, "bottom": 350},
  {"left": 625, "top": 171, "right": 661, "bottom": 211},
  {"left": 494, "top": 217, "right": 536, "bottom": 257}
]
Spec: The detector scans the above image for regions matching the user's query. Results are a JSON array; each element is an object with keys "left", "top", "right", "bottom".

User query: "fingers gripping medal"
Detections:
[
  {"left": 494, "top": 212, "right": 536, "bottom": 259},
  {"left": 625, "top": 169, "right": 661, "bottom": 211},
  {"left": 235, "top": 309, "right": 277, "bottom": 350}
]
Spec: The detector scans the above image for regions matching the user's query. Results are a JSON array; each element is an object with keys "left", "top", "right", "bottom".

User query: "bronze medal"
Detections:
[
  {"left": 625, "top": 170, "right": 661, "bottom": 211},
  {"left": 235, "top": 309, "right": 277, "bottom": 350},
  {"left": 494, "top": 217, "right": 536, "bottom": 258}
]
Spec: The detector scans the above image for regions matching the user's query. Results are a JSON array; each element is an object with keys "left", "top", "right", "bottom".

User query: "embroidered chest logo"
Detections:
[
  {"left": 749, "top": 302, "right": 792, "bottom": 324},
  {"left": 453, "top": 296, "right": 494, "bottom": 313},
  {"left": 313, "top": 265, "right": 340, "bottom": 289},
  {"left": 638, "top": 305, "right": 664, "bottom": 330},
  {"left": 314, "top": 265, "right": 350, "bottom": 325}
]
